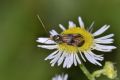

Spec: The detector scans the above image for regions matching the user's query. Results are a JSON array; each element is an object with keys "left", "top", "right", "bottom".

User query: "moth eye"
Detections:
[{"left": 53, "top": 35, "right": 61, "bottom": 41}]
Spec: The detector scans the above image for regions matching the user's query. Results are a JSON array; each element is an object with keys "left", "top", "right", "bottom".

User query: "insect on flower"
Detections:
[
  {"left": 37, "top": 15, "right": 116, "bottom": 68},
  {"left": 51, "top": 34, "right": 85, "bottom": 47}
]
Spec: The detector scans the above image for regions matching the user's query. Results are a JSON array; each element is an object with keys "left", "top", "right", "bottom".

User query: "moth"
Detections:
[
  {"left": 51, "top": 34, "right": 85, "bottom": 47},
  {"left": 37, "top": 15, "right": 85, "bottom": 47}
]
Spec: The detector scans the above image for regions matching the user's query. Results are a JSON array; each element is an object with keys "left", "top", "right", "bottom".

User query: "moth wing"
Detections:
[{"left": 61, "top": 34, "right": 73, "bottom": 43}]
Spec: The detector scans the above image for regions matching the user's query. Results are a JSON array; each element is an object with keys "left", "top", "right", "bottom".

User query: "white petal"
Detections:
[
  {"left": 95, "top": 34, "right": 114, "bottom": 40},
  {"left": 73, "top": 54, "right": 77, "bottom": 66},
  {"left": 88, "top": 21, "right": 95, "bottom": 32},
  {"left": 94, "top": 48, "right": 112, "bottom": 52},
  {"left": 63, "top": 74, "right": 68, "bottom": 80},
  {"left": 79, "top": 51, "right": 86, "bottom": 62},
  {"left": 52, "top": 74, "right": 68, "bottom": 80},
  {"left": 49, "top": 29, "right": 59, "bottom": 36},
  {"left": 88, "top": 51, "right": 104, "bottom": 61},
  {"left": 93, "top": 25, "right": 110, "bottom": 36},
  {"left": 67, "top": 54, "right": 74, "bottom": 68},
  {"left": 49, "top": 31, "right": 54, "bottom": 36},
  {"left": 37, "top": 45, "right": 58, "bottom": 50},
  {"left": 84, "top": 51, "right": 102, "bottom": 66},
  {"left": 45, "top": 50, "right": 59, "bottom": 60},
  {"left": 94, "top": 44, "right": 116, "bottom": 52},
  {"left": 75, "top": 53, "right": 81, "bottom": 64},
  {"left": 78, "top": 16, "right": 84, "bottom": 28},
  {"left": 63, "top": 54, "right": 69, "bottom": 68},
  {"left": 96, "top": 44, "right": 116, "bottom": 50},
  {"left": 58, "top": 51, "right": 66, "bottom": 66},
  {"left": 59, "top": 24, "right": 66, "bottom": 31},
  {"left": 84, "top": 52, "right": 96, "bottom": 64},
  {"left": 87, "top": 51, "right": 102, "bottom": 66},
  {"left": 50, "top": 51, "right": 62, "bottom": 66},
  {"left": 52, "top": 30, "right": 59, "bottom": 35},
  {"left": 94, "top": 39, "right": 114, "bottom": 44},
  {"left": 68, "top": 21, "right": 76, "bottom": 28},
  {"left": 37, "top": 37, "right": 56, "bottom": 44},
  {"left": 63, "top": 53, "right": 73, "bottom": 68}
]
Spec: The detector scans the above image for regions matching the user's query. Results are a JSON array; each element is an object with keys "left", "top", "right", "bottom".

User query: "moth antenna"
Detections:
[{"left": 37, "top": 15, "right": 48, "bottom": 34}]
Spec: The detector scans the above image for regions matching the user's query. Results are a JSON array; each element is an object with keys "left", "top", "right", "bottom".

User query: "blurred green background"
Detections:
[{"left": 0, "top": 0, "right": 120, "bottom": 80}]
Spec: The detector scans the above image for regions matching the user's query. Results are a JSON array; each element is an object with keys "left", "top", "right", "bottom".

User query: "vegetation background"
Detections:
[{"left": 0, "top": 0, "right": 120, "bottom": 80}]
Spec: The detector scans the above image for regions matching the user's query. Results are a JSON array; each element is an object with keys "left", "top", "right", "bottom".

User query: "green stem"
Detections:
[
  {"left": 79, "top": 64, "right": 95, "bottom": 80},
  {"left": 92, "top": 69, "right": 104, "bottom": 78}
]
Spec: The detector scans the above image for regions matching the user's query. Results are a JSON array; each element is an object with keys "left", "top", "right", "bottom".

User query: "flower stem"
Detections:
[
  {"left": 92, "top": 69, "right": 104, "bottom": 78},
  {"left": 79, "top": 64, "right": 95, "bottom": 80}
]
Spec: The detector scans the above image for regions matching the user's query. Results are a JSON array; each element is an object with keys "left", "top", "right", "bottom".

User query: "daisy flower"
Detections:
[
  {"left": 52, "top": 74, "right": 68, "bottom": 80},
  {"left": 37, "top": 17, "right": 116, "bottom": 68}
]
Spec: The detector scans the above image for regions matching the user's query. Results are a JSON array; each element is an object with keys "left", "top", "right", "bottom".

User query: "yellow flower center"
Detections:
[{"left": 58, "top": 27, "right": 94, "bottom": 53}]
